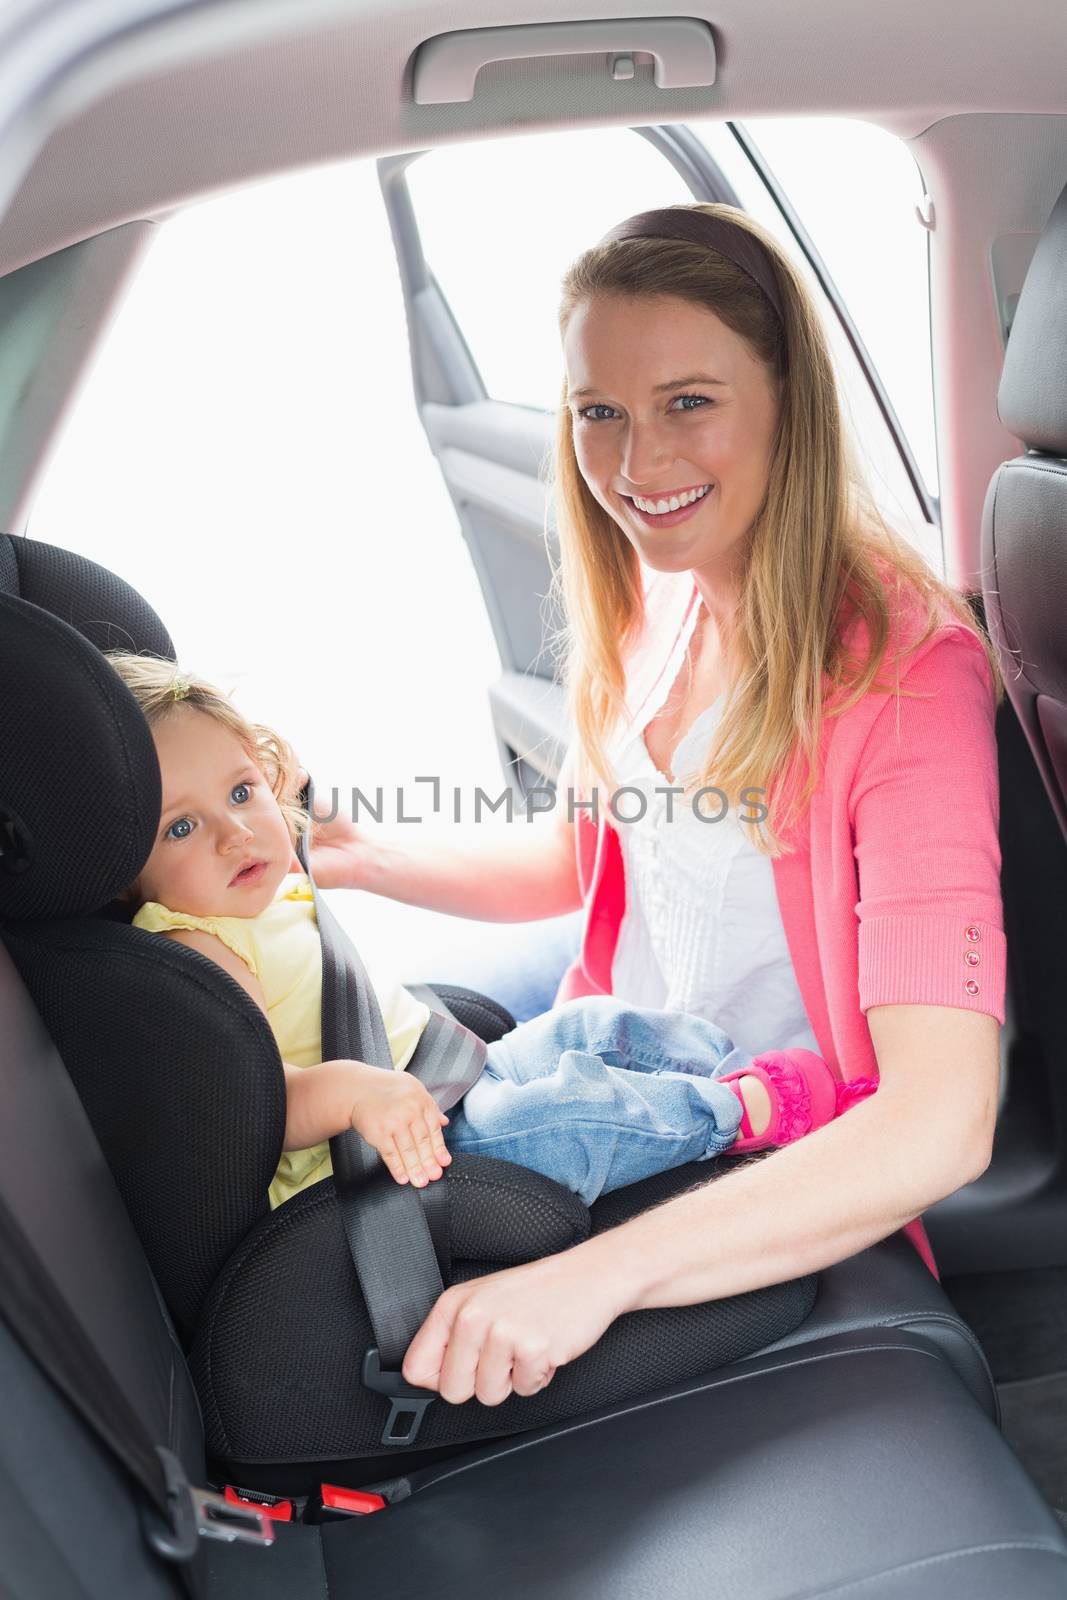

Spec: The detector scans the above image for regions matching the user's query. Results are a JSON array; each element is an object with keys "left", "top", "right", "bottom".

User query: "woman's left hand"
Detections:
[{"left": 401, "top": 1247, "right": 623, "bottom": 1406}]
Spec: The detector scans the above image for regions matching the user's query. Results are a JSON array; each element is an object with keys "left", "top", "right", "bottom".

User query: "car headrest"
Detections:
[
  {"left": 999, "top": 179, "right": 1067, "bottom": 455},
  {"left": 0, "top": 534, "right": 174, "bottom": 921}
]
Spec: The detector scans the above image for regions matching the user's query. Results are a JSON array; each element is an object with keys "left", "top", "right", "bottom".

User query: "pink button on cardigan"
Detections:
[{"left": 555, "top": 563, "right": 1006, "bottom": 1276}]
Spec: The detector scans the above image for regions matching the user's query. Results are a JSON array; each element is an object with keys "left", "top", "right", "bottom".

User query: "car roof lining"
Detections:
[{"left": 3, "top": 0, "right": 1067, "bottom": 279}]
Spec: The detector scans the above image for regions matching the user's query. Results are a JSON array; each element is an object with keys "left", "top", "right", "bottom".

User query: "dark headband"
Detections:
[{"left": 598, "top": 207, "right": 785, "bottom": 323}]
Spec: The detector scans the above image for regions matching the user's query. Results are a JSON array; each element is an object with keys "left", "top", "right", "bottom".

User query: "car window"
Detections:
[
  {"left": 733, "top": 118, "right": 936, "bottom": 503},
  {"left": 406, "top": 127, "right": 695, "bottom": 412},
  {"left": 693, "top": 118, "right": 939, "bottom": 568},
  {"left": 25, "top": 158, "right": 510, "bottom": 977}
]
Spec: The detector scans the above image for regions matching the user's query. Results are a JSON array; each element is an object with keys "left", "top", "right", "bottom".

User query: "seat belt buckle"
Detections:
[
  {"left": 224, "top": 1485, "right": 294, "bottom": 1522},
  {"left": 362, "top": 1347, "right": 436, "bottom": 1446}
]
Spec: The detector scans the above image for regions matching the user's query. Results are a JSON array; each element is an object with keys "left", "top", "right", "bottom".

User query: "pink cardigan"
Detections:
[{"left": 556, "top": 565, "right": 1006, "bottom": 1274}]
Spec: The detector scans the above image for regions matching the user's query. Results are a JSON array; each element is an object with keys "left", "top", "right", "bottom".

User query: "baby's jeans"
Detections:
[{"left": 443, "top": 995, "right": 754, "bottom": 1205}]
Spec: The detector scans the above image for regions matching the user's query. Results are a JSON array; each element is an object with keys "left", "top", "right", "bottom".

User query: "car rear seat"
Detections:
[{"left": 4, "top": 939, "right": 1066, "bottom": 1598}]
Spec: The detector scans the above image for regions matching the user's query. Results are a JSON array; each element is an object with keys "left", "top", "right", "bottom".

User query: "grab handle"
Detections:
[{"left": 412, "top": 17, "right": 717, "bottom": 105}]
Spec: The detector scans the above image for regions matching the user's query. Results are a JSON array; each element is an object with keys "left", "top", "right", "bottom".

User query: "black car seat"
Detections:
[
  {"left": 982, "top": 177, "right": 1067, "bottom": 840},
  {"left": 0, "top": 532, "right": 822, "bottom": 1472},
  {"left": 5, "top": 935, "right": 1067, "bottom": 1599},
  {"left": 0, "top": 532, "right": 1000, "bottom": 1494}
]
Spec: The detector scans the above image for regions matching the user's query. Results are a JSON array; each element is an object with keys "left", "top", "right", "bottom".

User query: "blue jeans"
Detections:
[{"left": 444, "top": 996, "right": 753, "bottom": 1205}]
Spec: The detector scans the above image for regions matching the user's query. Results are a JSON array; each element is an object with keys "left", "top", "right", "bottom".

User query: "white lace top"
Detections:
[{"left": 610, "top": 602, "right": 820, "bottom": 1062}]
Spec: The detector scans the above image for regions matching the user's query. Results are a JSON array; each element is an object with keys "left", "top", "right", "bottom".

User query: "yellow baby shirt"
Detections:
[{"left": 133, "top": 874, "right": 430, "bottom": 1209}]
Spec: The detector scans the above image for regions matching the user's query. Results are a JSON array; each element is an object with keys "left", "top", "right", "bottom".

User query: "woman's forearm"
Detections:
[
  {"left": 581, "top": 1087, "right": 989, "bottom": 1315},
  {"left": 356, "top": 820, "right": 582, "bottom": 922}
]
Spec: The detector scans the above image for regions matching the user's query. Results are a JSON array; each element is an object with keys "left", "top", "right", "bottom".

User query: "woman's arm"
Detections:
[
  {"left": 401, "top": 1002, "right": 998, "bottom": 1405},
  {"left": 609, "top": 1003, "right": 996, "bottom": 1306},
  {"left": 308, "top": 757, "right": 583, "bottom": 922},
  {"left": 313, "top": 814, "right": 580, "bottom": 921}
]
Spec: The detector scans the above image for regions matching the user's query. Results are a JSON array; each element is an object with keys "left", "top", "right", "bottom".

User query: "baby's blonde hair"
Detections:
[{"left": 106, "top": 652, "right": 309, "bottom": 848}]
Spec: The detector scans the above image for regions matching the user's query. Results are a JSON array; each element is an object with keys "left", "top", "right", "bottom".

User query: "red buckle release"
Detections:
[
  {"left": 224, "top": 1486, "right": 293, "bottom": 1523},
  {"left": 320, "top": 1484, "right": 387, "bottom": 1516}
]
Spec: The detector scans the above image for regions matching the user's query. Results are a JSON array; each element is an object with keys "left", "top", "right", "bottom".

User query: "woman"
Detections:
[{"left": 312, "top": 203, "right": 1005, "bottom": 1408}]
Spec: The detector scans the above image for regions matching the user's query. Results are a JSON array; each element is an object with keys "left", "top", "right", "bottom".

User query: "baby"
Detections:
[{"left": 108, "top": 654, "right": 841, "bottom": 1210}]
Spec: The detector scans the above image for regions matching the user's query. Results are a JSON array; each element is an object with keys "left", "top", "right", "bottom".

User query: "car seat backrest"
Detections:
[
  {"left": 982, "top": 178, "right": 1067, "bottom": 840},
  {"left": 0, "top": 534, "right": 287, "bottom": 1336}
]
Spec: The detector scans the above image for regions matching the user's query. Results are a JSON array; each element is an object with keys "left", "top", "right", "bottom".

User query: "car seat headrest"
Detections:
[
  {"left": 999, "top": 179, "right": 1067, "bottom": 455},
  {"left": 0, "top": 534, "right": 174, "bottom": 920}
]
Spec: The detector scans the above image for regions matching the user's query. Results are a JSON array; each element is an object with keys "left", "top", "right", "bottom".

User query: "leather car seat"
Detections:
[{"left": 982, "top": 177, "right": 1067, "bottom": 840}]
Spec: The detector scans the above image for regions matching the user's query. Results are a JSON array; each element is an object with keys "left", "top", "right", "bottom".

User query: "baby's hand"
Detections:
[{"left": 351, "top": 1069, "right": 452, "bottom": 1187}]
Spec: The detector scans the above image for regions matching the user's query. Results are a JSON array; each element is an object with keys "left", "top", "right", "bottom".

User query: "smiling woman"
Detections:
[
  {"left": 564, "top": 296, "right": 779, "bottom": 579},
  {"left": 550, "top": 201, "right": 976, "bottom": 852},
  {"left": 308, "top": 200, "right": 1007, "bottom": 1404}
]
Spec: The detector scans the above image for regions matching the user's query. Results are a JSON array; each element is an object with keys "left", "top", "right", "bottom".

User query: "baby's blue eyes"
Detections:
[
  {"left": 576, "top": 394, "right": 712, "bottom": 422},
  {"left": 162, "top": 782, "right": 254, "bottom": 841}
]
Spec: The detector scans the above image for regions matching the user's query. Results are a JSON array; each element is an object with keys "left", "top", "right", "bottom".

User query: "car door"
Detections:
[{"left": 379, "top": 118, "right": 938, "bottom": 797}]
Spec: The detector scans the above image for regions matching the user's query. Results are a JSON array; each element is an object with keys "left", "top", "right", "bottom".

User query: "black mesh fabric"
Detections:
[
  {"left": 437, "top": 1152, "right": 589, "bottom": 1262},
  {"left": 0, "top": 596, "right": 164, "bottom": 919},
  {"left": 0, "top": 534, "right": 174, "bottom": 922},
  {"left": 1, "top": 533, "right": 174, "bottom": 659},
  {"left": 0, "top": 534, "right": 18, "bottom": 595},
  {"left": 190, "top": 1155, "right": 815, "bottom": 1463},
  {"left": 1, "top": 916, "right": 286, "bottom": 1338}
]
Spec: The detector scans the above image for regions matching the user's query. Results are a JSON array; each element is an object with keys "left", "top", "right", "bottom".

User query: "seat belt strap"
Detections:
[
  {"left": 405, "top": 987, "right": 488, "bottom": 1113},
  {"left": 300, "top": 869, "right": 446, "bottom": 1360},
  {"left": 296, "top": 799, "right": 486, "bottom": 1441}
]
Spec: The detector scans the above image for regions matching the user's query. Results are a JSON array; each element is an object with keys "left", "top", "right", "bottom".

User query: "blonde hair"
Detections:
[
  {"left": 106, "top": 652, "right": 308, "bottom": 850},
  {"left": 552, "top": 202, "right": 1003, "bottom": 855}
]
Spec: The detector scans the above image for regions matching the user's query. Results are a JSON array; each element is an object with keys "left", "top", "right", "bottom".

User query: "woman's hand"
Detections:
[
  {"left": 301, "top": 760, "right": 373, "bottom": 888},
  {"left": 349, "top": 1067, "right": 452, "bottom": 1188},
  {"left": 401, "top": 1247, "right": 624, "bottom": 1406},
  {"left": 306, "top": 807, "right": 377, "bottom": 890},
  {"left": 288, "top": 766, "right": 375, "bottom": 888}
]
